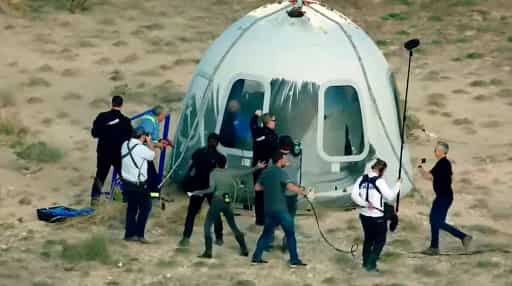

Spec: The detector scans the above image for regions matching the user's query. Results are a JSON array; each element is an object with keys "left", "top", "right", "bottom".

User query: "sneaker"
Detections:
[
  {"left": 364, "top": 266, "right": 380, "bottom": 273},
  {"left": 240, "top": 250, "right": 249, "bottom": 257},
  {"left": 178, "top": 238, "right": 190, "bottom": 248},
  {"left": 462, "top": 235, "right": 473, "bottom": 252},
  {"left": 137, "top": 237, "right": 151, "bottom": 244},
  {"left": 289, "top": 260, "right": 307, "bottom": 268},
  {"left": 421, "top": 247, "right": 440, "bottom": 256},
  {"left": 124, "top": 236, "right": 138, "bottom": 242},
  {"left": 198, "top": 252, "right": 212, "bottom": 259},
  {"left": 251, "top": 258, "right": 268, "bottom": 265},
  {"left": 215, "top": 238, "right": 224, "bottom": 246}
]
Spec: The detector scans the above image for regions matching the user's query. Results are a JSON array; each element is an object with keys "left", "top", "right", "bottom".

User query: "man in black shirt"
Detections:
[
  {"left": 418, "top": 141, "right": 472, "bottom": 255},
  {"left": 90, "top": 96, "right": 132, "bottom": 207},
  {"left": 251, "top": 110, "right": 279, "bottom": 225},
  {"left": 178, "top": 133, "right": 225, "bottom": 247}
]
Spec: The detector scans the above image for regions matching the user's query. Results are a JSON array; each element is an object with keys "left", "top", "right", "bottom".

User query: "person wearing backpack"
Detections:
[
  {"left": 120, "top": 127, "right": 156, "bottom": 243},
  {"left": 351, "top": 159, "right": 400, "bottom": 272}
]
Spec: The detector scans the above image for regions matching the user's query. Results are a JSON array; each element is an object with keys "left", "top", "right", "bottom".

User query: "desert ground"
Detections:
[{"left": 0, "top": 0, "right": 511, "bottom": 285}]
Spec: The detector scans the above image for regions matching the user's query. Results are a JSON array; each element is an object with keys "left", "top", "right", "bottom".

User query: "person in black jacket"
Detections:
[
  {"left": 90, "top": 96, "right": 132, "bottom": 207},
  {"left": 178, "top": 133, "right": 225, "bottom": 247},
  {"left": 251, "top": 110, "right": 279, "bottom": 226}
]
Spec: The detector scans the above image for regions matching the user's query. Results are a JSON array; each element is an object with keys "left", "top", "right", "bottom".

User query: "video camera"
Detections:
[{"left": 279, "top": 135, "right": 302, "bottom": 157}]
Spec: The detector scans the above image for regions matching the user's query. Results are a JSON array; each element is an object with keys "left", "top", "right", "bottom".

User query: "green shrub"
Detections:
[
  {"left": 15, "top": 142, "right": 63, "bottom": 163},
  {"left": 380, "top": 251, "right": 402, "bottom": 263},
  {"left": 406, "top": 113, "right": 424, "bottom": 138},
  {"left": 507, "top": 36, "right": 512, "bottom": 43},
  {"left": 382, "top": 12, "right": 409, "bottom": 21},
  {"left": 0, "top": 118, "right": 17, "bottom": 136},
  {"left": 429, "top": 15, "right": 443, "bottom": 22},
  {"left": 476, "top": 260, "right": 501, "bottom": 269},
  {"left": 393, "top": 0, "right": 414, "bottom": 6},
  {"left": 465, "top": 52, "right": 483, "bottom": 59},
  {"left": 61, "top": 235, "right": 111, "bottom": 264}
]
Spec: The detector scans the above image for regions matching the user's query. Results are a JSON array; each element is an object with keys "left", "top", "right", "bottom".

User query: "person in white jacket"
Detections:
[{"left": 351, "top": 159, "right": 400, "bottom": 272}]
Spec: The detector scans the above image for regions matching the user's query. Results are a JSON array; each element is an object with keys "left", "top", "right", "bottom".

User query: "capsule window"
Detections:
[
  {"left": 219, "top": 79, "right": 265, "bottom": 150},
  {"left": 322, "top": 85, "right": 364, "bottom": 157}
]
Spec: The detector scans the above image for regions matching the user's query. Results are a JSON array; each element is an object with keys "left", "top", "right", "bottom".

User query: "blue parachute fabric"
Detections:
[{"left": 37, "top": 206, "right": 95, "bottom": 223}]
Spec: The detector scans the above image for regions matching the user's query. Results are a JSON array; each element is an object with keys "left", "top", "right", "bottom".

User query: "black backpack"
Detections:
[{"left": 358, "top": 175, "right": 399, "bottom": 232}]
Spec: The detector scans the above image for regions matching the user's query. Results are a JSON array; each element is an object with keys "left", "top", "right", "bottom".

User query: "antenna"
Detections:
[{"left": 287, "top": 0, "right": 319, "bottom": 18}]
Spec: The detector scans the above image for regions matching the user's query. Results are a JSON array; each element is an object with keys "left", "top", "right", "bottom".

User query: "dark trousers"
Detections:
[
  {"left": 253, "top": 169, "right": 265, "bottom": 226},
  {"left": 91, "top": 152, "right": 121, "bottom": 198},
  {"left": 252, "top": 211, "right": 301, "bottom": 264},
  {"left": 147, "top": 161, "right": 161, "bottom": 194},
  {"left": 183, "top": 193, "right": 223, "bottom": 240},
  {"left": 360, "top": 214, "right": 387, "bottom": 269},
  {"left": 204, "top": 198, "right": 247, "bottom": 255},
  {"left": 124, "top": 182, "right": 152, "bottom": 239},
  {"left": 429, "top": 197, "right": 466, "bottom": 249}
]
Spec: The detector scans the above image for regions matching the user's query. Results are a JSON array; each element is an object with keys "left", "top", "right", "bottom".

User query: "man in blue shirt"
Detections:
[{"left": 136, "top": 105, "right": 173, "bottom": 198}]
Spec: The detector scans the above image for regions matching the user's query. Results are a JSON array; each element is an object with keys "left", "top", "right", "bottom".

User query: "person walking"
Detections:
[
  {"left": 351, "top": 159, "right": 400, "bottom": 272},
  {"left": 251, "top": 151, "right": 309, "bottom": 267},
  {"left": 418, "top": 141, "right": 472, "bottom": 255},
  {"left": 178, "top": 133, "right": 225, "bottom": 247},
  {"left": 90, "top": 95, "right": 132, "bottom": 207}
]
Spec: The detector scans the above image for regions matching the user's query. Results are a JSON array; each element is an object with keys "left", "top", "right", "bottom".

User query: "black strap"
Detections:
[
  {"left": 122, "top": 141, "right": 142, "bottom": 183},
  {"left": 359, "top": 175, "right": 383, "bottom": 209}
]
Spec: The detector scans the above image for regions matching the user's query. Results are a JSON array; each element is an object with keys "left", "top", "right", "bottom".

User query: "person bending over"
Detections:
[{"left": 191, "top": 159, "right": 266, "bottom": 259}]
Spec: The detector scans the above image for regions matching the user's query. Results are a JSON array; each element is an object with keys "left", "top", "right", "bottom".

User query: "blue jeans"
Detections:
[
  {"left": 430, "top": 197, "right": 466, "bottom": 248},
  {"left": 252, "top": 211, "right": 300, "bottom": 263}
]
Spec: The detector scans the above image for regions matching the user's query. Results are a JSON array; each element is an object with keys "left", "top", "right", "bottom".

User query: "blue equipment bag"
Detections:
[{"left": 37, "top": 206, "right": 95, "bottom": 223}]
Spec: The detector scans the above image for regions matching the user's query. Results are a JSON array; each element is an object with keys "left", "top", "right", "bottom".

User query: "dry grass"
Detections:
[
  {"left": 453, "top": 118, "right": 473, "bottom": 126},
  {"left": 26, "top": 97, "right": 44, "bottom": 104},
  {"left": 119, "top": 53, "right": 139, "bottom": 64},
  {"left": 426, "top": 93, "right": 447, "bottom": 108},
  {"left": 89, "top": 98, "right": 110, "bottom": 109},
  {"left": 480, "top": 120, "right": 502, "bottom": 128},
  {"left": 95, "top": 57, "right": 113, "bottom": 65},
  {"left": 62, "top": 92, "right": 83, "bottom": 101},
  {"left": 413, "top": 264, "right": 441, "bottom": 277},
  {"left": 469, "top": 80, "right": 489, "bottom": 87},
  {"left": 135, "top": 67, "right": 163, "bottom": 77},
  {"left": 35, "top": 64, "right": 54, "bottom": 73},
  {"left": 78, "top": 39, "right": 96, "bottom": 48},
  {"left": 472, "top": 94, "right": 494, "bottom": 102},
  {"left": 61, "top": 68, "right": 80, "bottom": 77},
  {"left": 452, "top": 89, "right": 469, "bottom": 94},
  {"left": 112, "top": 40, "right": 128, "bottom": 47},
  {"left": 0, "top": 90, "right": 15, "bottom": 108},
  {"left": 23, "top": 76, "right": 51, "bottom": 88}
]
